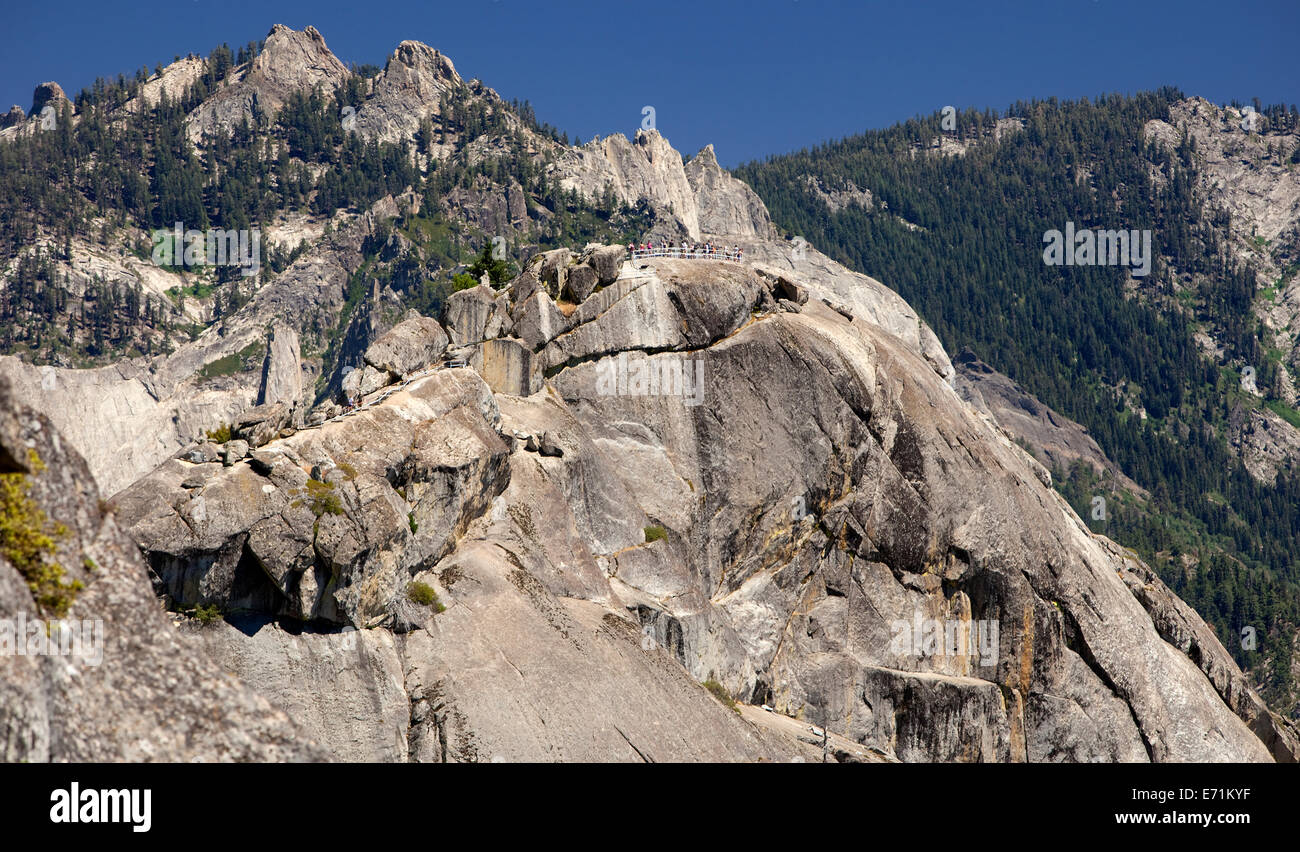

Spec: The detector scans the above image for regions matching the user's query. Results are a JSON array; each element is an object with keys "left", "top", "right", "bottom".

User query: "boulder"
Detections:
[
  {"left": 538, "top": 432, "right": 565, "bottom": 458},
  {"left": 444, "top": 284, "right": 500, "bottom": 345},
  {"left": 535, "top": 248, "right": 573, "bottom": 296},
  {"left": 506, "top": 270, "right": 542, "bottom": 309},
  {"left": 358, "top": 365, "right": 394, "bottom": 397},
  {"left": 232, "top": 402, "right": 291, "bottom": 449},
  {"left": 363, "top": 314, "right": 449, "bottom": 378},
  {"left": 222, "top": 440, "right": 250, "bottom": 466},
  {"left": 773, "top": 275, "right": 808, "bottom": 305},
  {"left": 180, "top": 442, "right": 222, "bottom": 464},
  {"left": 563, "top": 264, "right": 599, "bottom": 304},
  {"left": 340, "top": 367, "right": 363, "bottom": 402},
  {"left": 586, "top": 245, "right": 627, "bottom": 285}
]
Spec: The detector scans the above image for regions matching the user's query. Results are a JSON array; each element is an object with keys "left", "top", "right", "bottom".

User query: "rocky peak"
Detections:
[
  {"left": 29, "top": 82, "right": 68, "bottom": 118},
  {"left": 557, "top": 129, "right": 702, "bottom": 239},
  {"left": 185, "top": 24, "right": 350, "bottom": 142},
  {"left": 350, "top": 39, "right": 464, "bottom": 144},
  {"left": 685, "top": 143, "right": 778, "bottom": 239},
  {"left": 392, "top": 40, "right": 459, "bottom": 82},
  {"left": 0, "top": 105, "right": 24, "bottom": 129}
]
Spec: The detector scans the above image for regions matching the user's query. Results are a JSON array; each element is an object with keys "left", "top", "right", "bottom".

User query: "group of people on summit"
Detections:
[{"left": 628, "top": 241, "right": 744, "bottom": 262}]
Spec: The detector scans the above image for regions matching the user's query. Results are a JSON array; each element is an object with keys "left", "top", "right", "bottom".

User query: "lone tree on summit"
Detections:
[{"left": 467, "top": 241, "right": 515, "bottom": 287}]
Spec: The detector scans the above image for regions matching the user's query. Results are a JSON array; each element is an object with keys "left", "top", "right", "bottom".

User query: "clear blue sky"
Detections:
[{"left": 2, "top": 0, "right": 1297, "bottom": 166}]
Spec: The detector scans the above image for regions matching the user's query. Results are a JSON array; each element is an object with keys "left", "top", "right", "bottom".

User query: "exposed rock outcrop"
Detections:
[
  {"left": 362, "top": 313, "right": 449, "bottom": 378},
  {"left": 4, "top": 27, "right": 1295, "bottom": 762},
  {"left": 186, "top": 25, "right": 350, "bottom": 143},
  {"left": 113, "top": 260, "right": 1298, "bottom": 762},
  {"left": 29, "top": 82, "right": 69, "bottom": 120},
  {"left": 1, "top": 105, "right": 25, "bottom": 129},
  {"left": 257, "top": 324, "right": 303, "bottom": 408},
  {"left": 0, "top": 195, "right": 383, "bottom": 496},
  {"left": 350, "top": 41, "right": 462, "bottom": 145},
  {"left": 685, "top": 144, "right": 778, "bottom": 239},
  {"left": 0, "top": 378, "right": 323, "bottom": 762},
  {"left": 557, "top": 129, "right": 703, "bottom": 239}
]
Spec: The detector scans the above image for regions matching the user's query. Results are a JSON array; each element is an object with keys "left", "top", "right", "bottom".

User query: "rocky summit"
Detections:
[
  {"left": 0, "top": 22, "right": 1296, "bottom": 764},
  {"left": 107, "top": 249, "right": 1295, "bottom": 762}
]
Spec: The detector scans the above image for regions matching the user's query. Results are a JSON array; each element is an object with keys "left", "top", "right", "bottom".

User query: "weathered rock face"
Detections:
[
  {"left": 399, "top": 541, "right": 806, "bottom": 762},
  {"left": 444, "top": 284, "right": 506, "bottom": 345},
  {"left": 115, "top": 369, "right": 511, "bottom": 628},
  {"left": 0, "top": 355, "right": 254, "bottom": 500},
  {"left": 257, "top": 324, "right": 303, "bottom": 408},
  {"left": 684, "top": 144, "right": 778, "bottom": 239},
  {"left": 111, "top": 258, "right": 1297, "bottom": 762},
  {"left": 0, "top": 378, "right": 323, "bottom": 762},
  {"left": 350, "top": 41, "right": 462, "bottom": 145},
  {"left": 186, "top": 25, "right": 350, "bottom": 142},
  {"left": 29, "top": 82, "right": 69, "bottom": 119},
  {"left": 0, "top": 105, "right": 24, "bottom": 129},
  {"left": 556, "top": 129, "right": 703, "bottom": 239},
  {"left": 186, "top": 618, "right": 409, "bottom": 762},
  {"left": 475, "top": 338, "right": 541, "bottom": 397},
  {"left": 362, "top": 314, "right": 449, "bottom": 378}
]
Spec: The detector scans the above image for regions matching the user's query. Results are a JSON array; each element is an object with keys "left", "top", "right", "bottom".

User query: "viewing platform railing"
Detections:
[{"left": 629, "top": 246, "right": 744, "bottom": 262}]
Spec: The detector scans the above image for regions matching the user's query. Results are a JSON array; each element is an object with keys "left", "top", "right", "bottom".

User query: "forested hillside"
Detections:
[{"left": 737, "top": 91, "right": 1300, "bottom": 709}]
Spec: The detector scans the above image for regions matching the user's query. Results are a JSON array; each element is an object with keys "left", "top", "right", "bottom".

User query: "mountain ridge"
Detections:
[{"left": 0, "top": 25, "right": 1295, "bottom": 762}]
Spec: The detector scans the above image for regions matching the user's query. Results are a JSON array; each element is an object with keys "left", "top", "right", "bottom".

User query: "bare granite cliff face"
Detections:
[
  {"left": 0, "top": 378, "right": 323, "bottom": 761},
  {"left": 557, "top": 129, "right": 703, "bottom": 239},
  {"left": 112, "top": 254, "right": 1297, "bottom": 762},
  {"left": 684, "top": 143, "right": 778, "bottom": 240}
]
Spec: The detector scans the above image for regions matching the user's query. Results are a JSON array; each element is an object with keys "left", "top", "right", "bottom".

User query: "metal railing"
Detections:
[{"left": 628, "top": 246, "right": 744, "bottom": 262}]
